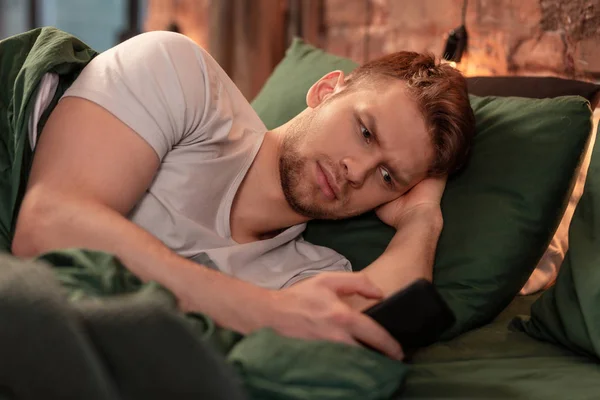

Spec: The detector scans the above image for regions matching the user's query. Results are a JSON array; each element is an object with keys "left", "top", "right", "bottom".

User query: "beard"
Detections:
[{"left": 279, "top": 113, "right": 349, "bottom": 220}]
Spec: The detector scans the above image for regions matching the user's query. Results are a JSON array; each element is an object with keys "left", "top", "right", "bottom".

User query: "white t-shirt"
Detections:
[
  {"left": 29, "top": 72, "right": 59, "bottom": 150},
  {"left": 58, "top": 31, "right": 350, "bottom": 289}
]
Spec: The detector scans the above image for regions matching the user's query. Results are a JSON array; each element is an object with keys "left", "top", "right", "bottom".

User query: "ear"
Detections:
[{"left": 306, "top": 70, "right": 346, "bottom": 108}]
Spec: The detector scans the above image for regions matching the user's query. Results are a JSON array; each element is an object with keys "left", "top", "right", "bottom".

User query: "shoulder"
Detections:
[
  {"left": 63, "top": 31, "right": 223, "bottom": 158},
  {"left": 100, "top": 31, "right": 213, "bottom": 79},
  {"left": 118, "top": 31, "right": 259, "bottom": 119},
  {"left": 117, "top": 31, "right": 203, "bottom": 58}
]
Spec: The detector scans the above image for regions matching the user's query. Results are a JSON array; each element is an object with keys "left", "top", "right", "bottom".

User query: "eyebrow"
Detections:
[{"left": 362, "top": 110, "right": 410, "bottom": 188}]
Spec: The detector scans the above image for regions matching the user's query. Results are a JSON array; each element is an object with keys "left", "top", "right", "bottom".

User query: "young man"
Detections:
[{"left": 12, "top": 31, "right": 475, "bottom": 359}]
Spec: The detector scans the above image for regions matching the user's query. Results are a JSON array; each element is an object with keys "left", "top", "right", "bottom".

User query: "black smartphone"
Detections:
[{"left": 363, "top": 279, "right": 455, "bottom": 352}]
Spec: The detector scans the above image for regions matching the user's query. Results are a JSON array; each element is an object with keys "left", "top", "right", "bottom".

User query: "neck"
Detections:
[{"left": 230, "top": 127, "right": 309, "bottom": 242}]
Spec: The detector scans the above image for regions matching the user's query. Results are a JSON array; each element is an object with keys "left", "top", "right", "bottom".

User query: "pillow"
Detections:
[
  {"left": 252, "top": 39, "right": 357, "bottom": 129},
  {"left": 251, "top": 38, "right": 593, "bottom": 338},
  {"left": 514, "top": 124, "right": 600, "bottom": 360},
  {"left": 466, "top": 77, "right": 600, "bottom": 295},
  {"left": 520, "top": 125, "right": 596, "bottom": 295}
]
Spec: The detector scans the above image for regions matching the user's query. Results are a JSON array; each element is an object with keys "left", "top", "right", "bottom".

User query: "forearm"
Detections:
[
  {"left": 347, "top": 206, "right": 443, "bottom": 310},
  {"left": 13, "top": 192, "right": 406, "bottom": 357},
  {"left": 12, "top": 193, "right": 271, "bottom": 333}
]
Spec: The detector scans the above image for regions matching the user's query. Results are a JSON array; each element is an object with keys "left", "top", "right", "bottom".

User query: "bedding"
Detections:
[
  {"left": 468, "top": 80, "right": 599, "bottom": 296},
  {"left": 6, "top": 247, "right": 600, "bottom": 400},
  {"left": 401, "top": 294, "right": 600, "bottom": 399},
  {"left": 0, "top": 252, "right": 247, "bottom": 400},
  {"left": 252, "top": 37, "right": 594, "bottom": 339},
  {"left": 3, "top": 27, "right": 600, "bottom": 400},
  {"left": 0, "top": 27, "right": 97, "bottom": 253},
  {"left": 0, "top": 248, "right": 407, "bottom": 400},
  {"left": 520, "top": 118, "right": 597, "bottom": 295},
  {"left": 515, "top": 120, "right": 600, "bottom": 361}
]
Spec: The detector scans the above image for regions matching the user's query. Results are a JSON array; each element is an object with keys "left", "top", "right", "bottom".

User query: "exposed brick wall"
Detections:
[{"left": 321, "top": 0, "right": 600, "bottom": 79}]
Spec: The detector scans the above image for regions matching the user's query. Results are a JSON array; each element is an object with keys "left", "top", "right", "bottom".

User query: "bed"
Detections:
[{"left": 2, "top": 27, "right": 600, "bottom": 399}]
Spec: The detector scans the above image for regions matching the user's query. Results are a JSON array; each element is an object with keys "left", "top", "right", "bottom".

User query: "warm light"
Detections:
[{"left": 441, "top": 59, "right": 458, "bottom": 69}]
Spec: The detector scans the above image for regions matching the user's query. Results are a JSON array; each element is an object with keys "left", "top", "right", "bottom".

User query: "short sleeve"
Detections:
[{"left": 63, "top": 31, "right": 211, "bottom": 160}]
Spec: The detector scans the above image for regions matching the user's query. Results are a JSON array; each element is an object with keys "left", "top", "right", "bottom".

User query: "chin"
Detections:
[
  {"left": 293, "top": 195, "right": 356, "bottom": 220},
  {"left": 287, "top": 193, "right": 336, "bottom": 220}
]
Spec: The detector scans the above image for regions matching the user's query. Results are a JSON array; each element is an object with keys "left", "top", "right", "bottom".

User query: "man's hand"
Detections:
[
  {"left": 376, "top": 176, "right": 447, "bottom": 229},
  {"left": 265, "top": 273, "right": 404, "bottom": 360}
]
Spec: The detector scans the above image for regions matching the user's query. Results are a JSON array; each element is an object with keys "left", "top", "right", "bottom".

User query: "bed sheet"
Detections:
[{"left": 398, "top": 294, "right": 600, "bottom": 399}]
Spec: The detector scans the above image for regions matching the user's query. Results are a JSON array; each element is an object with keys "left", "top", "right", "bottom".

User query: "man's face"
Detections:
[{"left": 279, "top": 78, "right": 434, "bottom": 220}]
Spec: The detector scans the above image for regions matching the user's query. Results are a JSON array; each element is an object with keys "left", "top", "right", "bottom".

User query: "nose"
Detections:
[{"left": 341, "top": 154, "right": 379, "bottom": 188}]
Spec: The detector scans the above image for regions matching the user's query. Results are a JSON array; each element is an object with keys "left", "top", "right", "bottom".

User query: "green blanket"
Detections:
[
  {"left": 34, "top": 249, "right": 406, "bottom": 399},
  {"left": 0, "top": 27, "right": 98, "bottom": 252},
  {"left": 0, "top": 28, "right": 407, "bottom": 400}
]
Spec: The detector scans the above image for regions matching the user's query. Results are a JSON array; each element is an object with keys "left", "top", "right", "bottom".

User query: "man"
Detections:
[{"left": 12, "top": 31, "right": 475, "bottom": 360}]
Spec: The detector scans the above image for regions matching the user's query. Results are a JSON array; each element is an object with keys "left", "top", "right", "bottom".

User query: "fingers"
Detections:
[
  {"left": 346, "top": 312, "right": 404, "bottom": 360},
  {"left": 284, "top": 273, "right": 403, "bottom": 359},
  {"left": 316, "top": 274, "right": 403, "bottom": 359},
  {"left": 317, "top": 303, "right": 403, "bottom": 360},
  {"left": 317, "top": 273, "right": 383, "bottom": 300}
]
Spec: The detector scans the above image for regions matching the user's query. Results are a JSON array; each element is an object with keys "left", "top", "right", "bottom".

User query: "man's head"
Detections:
[{"left": 278, "top": 51, "right": 475, "bottom": 220}]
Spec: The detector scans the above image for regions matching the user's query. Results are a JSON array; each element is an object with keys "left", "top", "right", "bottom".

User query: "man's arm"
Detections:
[
  {"left": 357, "top": 206, "right": 442, "bottom": 306},
  {"left": 344, "top": 179, "right": 445, "bottom": 311},
  {"left": 12, "top": 98, "right": 250, "bottom": 320},
  {"left": 13, "top": 97, "right": 402, "bottom": 359}
]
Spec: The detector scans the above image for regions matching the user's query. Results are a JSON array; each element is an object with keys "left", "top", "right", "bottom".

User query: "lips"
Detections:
[{"left": 316, "top": 162, "right": 340, "bottom": 201}]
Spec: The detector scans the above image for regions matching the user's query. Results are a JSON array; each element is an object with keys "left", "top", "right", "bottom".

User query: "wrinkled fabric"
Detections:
[
  {"left": 229, "top": 329, "right": 408, "bottom": 400},
  {"left": 0, "top": 252, "right": 248, "bottom": 400},
  {"left": 516, "top": 123, "right": 600, "bottom": 360},
  {"left": 0, "top": 249, "right": 409, "bottom": 400},
  {"left": 520, "top": 121, "right": 597, "bottom": 295},
  {"left": 0, "top": 27, "right": 98, "bottom": 252}
]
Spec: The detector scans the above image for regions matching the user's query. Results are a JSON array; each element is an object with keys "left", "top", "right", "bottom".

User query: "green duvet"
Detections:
[{"left": 11, "top": 249, "right": 600, "bottom": 400}]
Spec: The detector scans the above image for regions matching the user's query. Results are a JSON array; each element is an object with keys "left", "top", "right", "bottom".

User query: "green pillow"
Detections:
[
  {"left": 514, "top": 125, "right": 600, "bottom": 360},
  {"left": 251, "top": 38, "right": 593, "bottom": 339},
  {"left": 252, "top": 39, "right": 358, "bottom": 129}
]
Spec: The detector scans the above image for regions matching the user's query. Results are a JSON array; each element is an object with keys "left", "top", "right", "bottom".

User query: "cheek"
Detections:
[{"left": 309, "top": 111, "right": 355, "bottom": 149}]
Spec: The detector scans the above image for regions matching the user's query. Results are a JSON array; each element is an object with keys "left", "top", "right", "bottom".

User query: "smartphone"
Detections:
[{"left": 363, "top": 279, "right": 455, "bottom": 352}]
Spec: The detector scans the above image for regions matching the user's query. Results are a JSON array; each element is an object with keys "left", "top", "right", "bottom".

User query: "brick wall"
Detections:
[{"left": 321, "top": 0, "right": 600, "bottom": 79}]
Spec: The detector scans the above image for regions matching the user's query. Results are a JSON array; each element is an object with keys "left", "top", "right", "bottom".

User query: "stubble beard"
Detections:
[{"left": 279, "top": 114, "right": 342, "bottom": 220}]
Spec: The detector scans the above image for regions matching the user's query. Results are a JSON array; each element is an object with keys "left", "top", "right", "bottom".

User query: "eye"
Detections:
[
  {"left": 361, "top": 125, "right": 372, "bottom": 144},
  {"left": 380, "top": 168, "right": 393, "bottom": 186}
]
